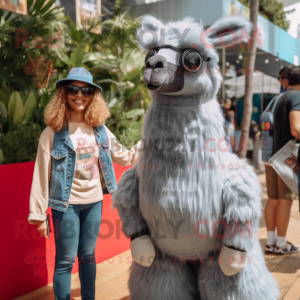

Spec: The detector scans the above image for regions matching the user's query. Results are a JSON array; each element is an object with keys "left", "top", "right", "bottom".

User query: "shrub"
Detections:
[{"left": 0, "top": 124, "right": 41, "bottom": 164}]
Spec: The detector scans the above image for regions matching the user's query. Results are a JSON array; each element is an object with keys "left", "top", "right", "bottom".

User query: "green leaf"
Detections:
[
  {"left": 0, "top": 148, "right": 4, "bottom": 165},
  {"left": 0, "top": 101, "right": 8, "bottom": 126},
  {"left": 27, "top": 0, "right": 34, "bottom": 10},
  {"left": 70, "top": 44, "right": 84, "bottom": 67},
  {"left": 8, "top": 92, "right": 23, "bottom": 128},
  {"left": 4, "top": 11, "right": 12, "bottom": 21},
  {"left": 55, "top": 49, "right": 72, "bottom": 66},
  {"left": 0, "top": 124, "right": 41, "bottom": 164},
  {"left": 41, "top": 6, "right": 58, "bottom": 18},
  {"left": 2, "top": 85, "right": 14, "bottom": 106},
  {"left": 124, "top": 109, "right": 144, "bottom": 119},
  {"left": 33, "top": 0, "right": 47, "bottom": 14},
  {"left": 39, "top": 0, "right": 57, "bottom": 15},
  {"left": 108, "top": 97, "right": 118, "bottom": 108},
  {"left": 20, "top": 93, "right": 36, "bottom": 123},
  {"left": 19, "top": 91, "right": 27, "bottom": 106},
  {"left": 0, "top": 89, "right": 9, "bottom": 107}
]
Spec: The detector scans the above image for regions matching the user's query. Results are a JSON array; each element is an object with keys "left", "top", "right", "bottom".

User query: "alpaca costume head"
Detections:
[{"left": 137, "top": 15, "right": 252, "bottom": 99}]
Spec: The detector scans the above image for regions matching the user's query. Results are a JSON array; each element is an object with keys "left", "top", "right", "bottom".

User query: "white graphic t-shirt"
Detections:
[{"left": 68, "top": 122, "right": 103, "bottom": 203}]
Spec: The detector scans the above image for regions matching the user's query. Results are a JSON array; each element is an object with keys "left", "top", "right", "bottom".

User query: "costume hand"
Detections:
[
  {"left": 130, "top": 235, "right": 155, "bottom": 267},
  {"left": 219, "top": 244, "right": 246, "bottom": 276},
  {"left": 35, "top": 220, "right": 48, "bottom": 238}
]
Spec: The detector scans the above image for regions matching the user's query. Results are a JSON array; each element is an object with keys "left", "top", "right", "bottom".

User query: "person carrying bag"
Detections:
[
  {"left": 263, "top": 66, "right": 300, "bottom": 255},
  {"left": 269, "top": 91, "right": 300, "bottom": 205}
]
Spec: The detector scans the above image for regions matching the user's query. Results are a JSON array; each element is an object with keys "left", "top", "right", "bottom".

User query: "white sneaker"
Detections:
[{"left": 274, "top": 242, "right": 299, "bottom": 254}]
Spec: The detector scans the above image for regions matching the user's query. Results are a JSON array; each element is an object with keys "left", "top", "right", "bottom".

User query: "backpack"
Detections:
[{"left": 261, "top": 93, "right": 283, "bottom": 162}]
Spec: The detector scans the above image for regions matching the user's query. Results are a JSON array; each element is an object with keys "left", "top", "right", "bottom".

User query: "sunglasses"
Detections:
[
  {"left": 145, "top": 45, "right": 211, "bottom": 73},
  {"left": 66, "top": 85, "right": 94, "bottom": 97},
  {"left": 278, "top": 76, "right": 287, "bottom": 81}
]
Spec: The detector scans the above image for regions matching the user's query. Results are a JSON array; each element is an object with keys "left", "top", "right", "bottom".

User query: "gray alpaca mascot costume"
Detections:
[{"left": 112, "top": 14, "right": 279, "bottom": 300}]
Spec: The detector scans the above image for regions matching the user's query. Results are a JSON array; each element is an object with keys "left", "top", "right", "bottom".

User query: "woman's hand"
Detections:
[{"left": 33, "top": 220, "right": 48, "bottom": 238}]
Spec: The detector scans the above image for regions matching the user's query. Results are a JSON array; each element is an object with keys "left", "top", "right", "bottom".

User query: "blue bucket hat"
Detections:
[{"left": 56, "top": 67, "right": 102, "bottom": 92}]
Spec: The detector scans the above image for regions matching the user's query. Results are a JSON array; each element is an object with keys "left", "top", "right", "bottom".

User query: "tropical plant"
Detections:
[
  {"left": 31, "top": 85, "right": 57, "bottom": 131},
  {"left": 0, "top": 89, "right": 37, "bottom": 132},
  {"left": 0, "top": 100, "right": 8, "bottom": 129},
  {"left": 0, "top": 0, "right": 68, "bottom": 93},
  {"left": 7, "top": 91, "right": 36, "bottom": 131},
  {"left": 0, "top": 148, "right": 4, "bottom": 164},
  {"left": 63, "top": 13, "right": 103, "bottom": 54},
  {"left": 0, "top": 0, "right": 149, "bottom": 165},
  {"left": 0, "top": 86, "right": 15, "bottom": 134},
  {"left": 90, "top": 1, "right": 150, "bottom": 147},
  {"left": 0, "top": 123, "right": 41, "bottom": 164},
  {"left": 238, "top": 0, "right": 294, "bottom": 31},
  {"left": 53, "top": 5, "right": 150, "bottom": 147}
]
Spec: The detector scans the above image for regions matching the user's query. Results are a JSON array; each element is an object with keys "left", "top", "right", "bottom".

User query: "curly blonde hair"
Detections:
[{"left": 44, "top": 85, "right": 111, "bottom": 132}]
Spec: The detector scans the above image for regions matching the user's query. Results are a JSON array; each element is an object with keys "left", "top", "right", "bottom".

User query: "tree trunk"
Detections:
[{"left": 238, "top": 0, "right": 259, "bottom": 158}]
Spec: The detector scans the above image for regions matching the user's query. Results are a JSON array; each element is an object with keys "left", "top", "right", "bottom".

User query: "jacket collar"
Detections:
[
  {"left": 60, "top": 122, "right": 105, "bottom": 140},
  {"left": 93, "top": 124, "right": 106, "bottom": 138},
  {"left": 60, "top": 122, "right": 69, "bottom": 140}
]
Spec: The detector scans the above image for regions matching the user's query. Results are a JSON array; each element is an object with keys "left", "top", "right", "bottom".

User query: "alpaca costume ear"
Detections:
[
  {"left": 137, "top": 15, "right": 164, "bottom": 51},
  {"left": 202, "top": 15, "right": 253, "bottom": 49}
]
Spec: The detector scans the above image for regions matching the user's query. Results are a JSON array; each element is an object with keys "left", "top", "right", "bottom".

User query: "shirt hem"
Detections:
[{"left": 68, "top": 198, "right": 103, "bottom": 205}]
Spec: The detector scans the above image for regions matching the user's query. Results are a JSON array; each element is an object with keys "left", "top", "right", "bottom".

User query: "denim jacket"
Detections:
[{"left": 49, "top": 122, "right": 117, "bottom": 212}]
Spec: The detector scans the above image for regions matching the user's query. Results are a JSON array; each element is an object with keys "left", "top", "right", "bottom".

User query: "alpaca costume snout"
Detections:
[{"left": 112, "top": 14, "right": 279, "bottom": 300}]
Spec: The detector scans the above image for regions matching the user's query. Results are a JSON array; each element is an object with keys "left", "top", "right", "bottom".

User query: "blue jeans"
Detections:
[{"left": 52, "top": 201, "right": 103, "bottom": 300}]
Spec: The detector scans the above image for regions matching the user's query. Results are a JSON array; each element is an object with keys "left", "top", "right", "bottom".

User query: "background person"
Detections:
[
  {"left": 224, "top": 98, "right": 236, "bottom": 126},
  {"left": 278, "top": 66, "right": 289, "bottom": 92},
  {"left": 264, "top": 66, "right": 300, "bottom": 254}
]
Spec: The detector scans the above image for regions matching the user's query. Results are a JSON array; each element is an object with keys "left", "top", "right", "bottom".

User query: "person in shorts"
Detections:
[{"left": 264, "top": 66, "right": 300, "bottom": 254}]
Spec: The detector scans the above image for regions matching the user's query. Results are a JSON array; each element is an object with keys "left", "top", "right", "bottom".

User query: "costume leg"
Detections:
[
  {"left": 198, "top": 240, "right": 279, "bottom": 300},
  {"left": 129, "top": 251, "right": 200, "bottom": 300}
]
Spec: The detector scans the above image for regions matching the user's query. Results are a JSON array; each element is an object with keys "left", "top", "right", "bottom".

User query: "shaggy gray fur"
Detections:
[{"left": 112, "top": 14, "right": 279, "bottom": 300}]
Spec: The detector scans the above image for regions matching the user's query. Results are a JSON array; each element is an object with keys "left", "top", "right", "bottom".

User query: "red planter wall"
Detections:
[{"left": 0, "top": 161, "right": 131, "bottom": 300}]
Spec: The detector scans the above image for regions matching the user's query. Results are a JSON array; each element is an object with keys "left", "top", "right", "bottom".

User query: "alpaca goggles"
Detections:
[
  {"left": 66, "top": 85, "right": 94, "bottom": 97},
  {"left": 145, "top": 45, "right": 211, "bottom": 73}
]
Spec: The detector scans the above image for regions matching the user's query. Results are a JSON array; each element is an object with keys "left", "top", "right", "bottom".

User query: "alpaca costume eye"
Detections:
[
  {"left": 145, "top": 45, "right": 211, "bottom": 73},
  {"left": 181, "top": 50, "right": 202, "bottom": 72}
]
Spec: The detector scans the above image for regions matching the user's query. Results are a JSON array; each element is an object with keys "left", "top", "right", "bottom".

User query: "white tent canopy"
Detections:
[{"left": 224, "top": 71, "right": 280, "bottom": 98}]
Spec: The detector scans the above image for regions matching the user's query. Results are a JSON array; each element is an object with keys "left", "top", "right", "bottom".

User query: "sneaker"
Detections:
[
  {"left": 265, "top": 244, "right": 276, "bottom": 253},
  {"left": 274, "top": 242, "right": 300, "bottom": 254}
]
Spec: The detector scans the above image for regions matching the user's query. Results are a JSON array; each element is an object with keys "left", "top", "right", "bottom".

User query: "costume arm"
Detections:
[
  {"left": 221, "top": 158, "right": 262, "bottom": 252},
  {"left": 112, "top": 164, "right": 148, "bottom": 237},
  {"left": 219, "top": 157, "right": 262, "bottom": 276},
  {"left": 112, "top": 164, "right": 154, "bottom": 267}
]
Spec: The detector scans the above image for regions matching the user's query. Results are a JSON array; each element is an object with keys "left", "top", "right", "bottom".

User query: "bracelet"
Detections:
[
  {"left": 130, "top": 227, "right": 150, "bottom": 241},
  {"left": 224, "top": 244, "right": 246, "bottom": 252}
]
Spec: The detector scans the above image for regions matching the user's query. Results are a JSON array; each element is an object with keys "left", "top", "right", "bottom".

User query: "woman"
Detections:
[{"left": 28, "top": 67, "right": 141, "bottom": 300}]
